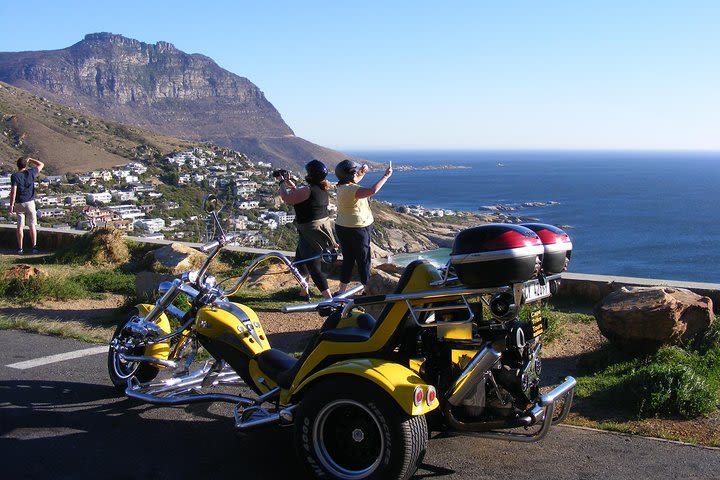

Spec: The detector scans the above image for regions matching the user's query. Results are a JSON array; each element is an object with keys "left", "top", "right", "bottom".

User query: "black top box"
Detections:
[{"left": 450, "top": 224, "right": 544, "bottom": 287}]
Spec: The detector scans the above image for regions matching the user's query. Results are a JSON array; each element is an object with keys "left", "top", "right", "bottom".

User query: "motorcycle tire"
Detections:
[
  {"left": 294, "top": 377, "right": 427, "bottom": 480},
  {"left": 107, "top": 319, "right": 160, "bottom": 394}
]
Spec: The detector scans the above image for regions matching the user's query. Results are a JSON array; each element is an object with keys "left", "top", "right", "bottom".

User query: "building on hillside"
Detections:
[
  {"left": 134, "top": 218, "right": 165, "bottom": 233},
  {"left": 111, "top": 190, "right": 137, "bottom": 202},
  {"left": 267, "top": 210, "right": 295, "bottom": 225},
  {"left": 106, "top": 205, "right": 145, "bottom": 220},
  {"left": 0, "top": 175, "right": 10, "bottom": 199},
  {"left": 236, "top": 198, "right": 260, "bottom": 210},
  {"left": 42, "top": 175, "right": 65, "bottom": 184},
  {"left": 133, "top": 184, "right": 155, "bottom": 193},
  {"left": 64, "top": 194, "right": 87, "bottom": 207},
  {"left": 87, "top": 191, "right": 112, "bottom": 205},
  {"left": 37, "top": 196, "right": 60, "bottom": 207},
  {"left": 37, "top": 207, "right": 67, "bottom": 218}
]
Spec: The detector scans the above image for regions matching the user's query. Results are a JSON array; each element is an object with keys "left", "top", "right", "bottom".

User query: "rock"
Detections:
[
  {"left": 363, "top": 268, "right": 402, "bottom": 319},
  {"left": 3, "top": 264, "right": 49, "bottom": 280},
  {"left": 245, "top": 263, "right": 301, "bottom": 291},
  {"left": 148, "top": 243, "right": 206, "bottom": 275},
  {"left": 594, "top": 286, "right": 713, "bottom": 354}
]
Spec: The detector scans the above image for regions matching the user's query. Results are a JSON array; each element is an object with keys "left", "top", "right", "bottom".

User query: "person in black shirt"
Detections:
[
  {"left": 278, "top": 160, "right": 337, "bottom": 300},
  {"left": 9, "top": 156, "right": 45, "bottom": 254}
]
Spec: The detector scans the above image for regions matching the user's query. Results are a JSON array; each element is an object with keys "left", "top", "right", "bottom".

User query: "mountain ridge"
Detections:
[{"left": 0, "top": 33, "right": 358, "bottom": 169}]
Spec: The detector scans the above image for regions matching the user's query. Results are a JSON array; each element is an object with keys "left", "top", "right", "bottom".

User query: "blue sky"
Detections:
[{"left": 1, "top": 1, "right": 719, "bottom": 151}]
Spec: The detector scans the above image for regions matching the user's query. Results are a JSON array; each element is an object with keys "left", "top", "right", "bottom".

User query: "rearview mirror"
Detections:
[{"left": 203, "top": 194, "right": 219, "bottom": 213}]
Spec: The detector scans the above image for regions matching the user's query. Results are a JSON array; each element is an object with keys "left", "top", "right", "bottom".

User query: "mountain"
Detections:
[
  {"left": 0, "top": 33, "right": 356, "bottom": 170},
  {"left": 0, "top": 81, "right": 200, "bottom": 174}
]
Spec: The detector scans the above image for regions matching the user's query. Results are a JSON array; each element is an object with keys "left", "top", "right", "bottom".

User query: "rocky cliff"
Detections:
[{"left": 0, "top": 33, "right": 354, "bottom": 169}]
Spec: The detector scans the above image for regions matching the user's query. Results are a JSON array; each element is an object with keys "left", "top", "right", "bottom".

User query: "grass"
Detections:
[
  {"left": 573, "top": 321, "right": 720, "bottom": 419},
  {"left": 228, "top": 286, "right": 307, "bottom": 311},
  {"left": 0, "top": 266, "right": 136, "bottom": 303},
  {"left": 0, "top": 314, "right": 114, "bottom": 343}
]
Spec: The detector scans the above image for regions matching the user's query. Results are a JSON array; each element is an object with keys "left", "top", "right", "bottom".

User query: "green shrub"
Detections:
[
  {"left": 0, "top": 275, "right": 92, "bottom": 303},
  {"left": 71, "top": 270, "right": 135, "bottom": 295},
  {"left": 630, "top": 360, "right": 716, "bottom": 418},
  {"left": 576, "top": 342, "right": 720, "bottom": 419}
]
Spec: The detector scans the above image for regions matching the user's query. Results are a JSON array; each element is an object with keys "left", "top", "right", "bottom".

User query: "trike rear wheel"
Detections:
[{"left": 294, "top": 378, "right": 427, "bottom": 480}]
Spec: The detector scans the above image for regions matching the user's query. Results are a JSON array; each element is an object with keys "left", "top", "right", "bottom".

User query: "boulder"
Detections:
[
  {"left": 246, "top": 263, "right": 300, "bottom": 291},
  {"left": 147, "top": 243, "right": 206, "bottom": 275},
  {"left": 594, "top": 286, "right": 713, "bottom": 354},
  {"left": 3, "top": 264, "right": 49, "bottom": 280},
  {"left": 363, "top": 268, "right": 402, "bottom": 319}
]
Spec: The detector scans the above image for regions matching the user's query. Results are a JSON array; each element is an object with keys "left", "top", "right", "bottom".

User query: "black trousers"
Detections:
[
  {"left": 336, "top": 224, "right": 373, "bottom": 285},
  {"left": 295, "top": 235, "right": 328, "bottom": 292}
]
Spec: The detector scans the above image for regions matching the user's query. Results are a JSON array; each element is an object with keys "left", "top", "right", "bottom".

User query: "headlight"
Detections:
[
  {"left": 203, "top": 275, "right": 217, "bottom": 289},
  {"left": 182, "top": 270, "right": 199, "bottom": 284}
]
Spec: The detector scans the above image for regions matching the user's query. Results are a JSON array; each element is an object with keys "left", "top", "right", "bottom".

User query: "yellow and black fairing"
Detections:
[
  {"left": 194, "top": 301, "right": 272, "bottom": 393},
  {"left": 136, "top": 304, "right": 172, "bottom": 365},
  {"left": 251, "top": 260, "right": 446, "bottom": 415}
]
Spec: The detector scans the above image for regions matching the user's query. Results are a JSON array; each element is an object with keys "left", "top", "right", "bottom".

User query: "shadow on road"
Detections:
[
  {"left": 0, "top": 379, "right": 299, "bottom": 479},
  {"left": 1, "top": 379, "right": 463, "bottom": 479}
]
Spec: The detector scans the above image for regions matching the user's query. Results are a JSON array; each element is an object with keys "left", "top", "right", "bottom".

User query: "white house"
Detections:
[
  {"left": 134, "top": 218, "right": 166, "bottom": 233},
  {"left": 107, "top": 205, "right": 145, "bottom": 220},
  {"left": 236, "top": 198, "right": 260, "bottom": 210},
  {"left": 87, "top": 192, "right": 112, "bottom": 204},
  {"left": 37, "top": 196, "right": 60, "bottom": 207},
  {"left": 111, "top": 190, "right": 137, "bottom": 202},
  {"left": 267, "top": 210, "right": 295, "bottom": 225},
  {"left": 37, "top": 207, "right": 67, "bottom": 218},
  {"left": 65, "top": 194, "right": 87, "bottom": 207}
]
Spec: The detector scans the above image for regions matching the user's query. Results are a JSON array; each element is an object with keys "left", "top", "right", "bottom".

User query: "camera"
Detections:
[{"left": 272, "top": 169, "right": 290, "bottom": 181}]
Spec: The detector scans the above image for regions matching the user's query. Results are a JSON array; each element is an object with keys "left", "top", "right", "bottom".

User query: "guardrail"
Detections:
[{"left": 2, "top": 223, "right": 718, "bottom": 311}]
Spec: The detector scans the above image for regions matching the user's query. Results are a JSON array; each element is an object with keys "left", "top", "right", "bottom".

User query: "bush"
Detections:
[
  {"left": 630, "top": 360, "right": 716, "bottom": 418},
  {"left": 0, "top": 275, "right": 91, "bottom": 303},
  {"left": 54, "top": 227, "right": 130, "bottom": 266},
  {"left": 71, "top": 270, "right": 135, "bottom": 295},
  {"left": 577, "top": 341, "right": 720, "bottom": 419}
]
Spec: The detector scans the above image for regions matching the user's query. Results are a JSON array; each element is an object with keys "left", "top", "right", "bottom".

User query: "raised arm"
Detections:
[
  {"left": 355, "top": 165, "right": 393, "bottom": 199},
  {"left": 29, "top": 157, "right": 45, "bottom": 173},
  {"left": 278, "top": 177, "right": 311, "bottom": 205}
]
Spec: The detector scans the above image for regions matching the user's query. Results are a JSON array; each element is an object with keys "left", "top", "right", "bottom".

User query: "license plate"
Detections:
[{"left": 523, "top": 282, "right": 551, "bottom": 303}]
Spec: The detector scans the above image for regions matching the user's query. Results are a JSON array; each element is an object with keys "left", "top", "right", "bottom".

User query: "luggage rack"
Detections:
[{"left": 345, "top": 273, "right": 562, "bottom": 328}]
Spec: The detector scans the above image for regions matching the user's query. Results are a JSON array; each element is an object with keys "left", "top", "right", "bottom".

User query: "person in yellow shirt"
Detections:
[{"left": 334, "top": 160, "right": 393, "bottom": 295}]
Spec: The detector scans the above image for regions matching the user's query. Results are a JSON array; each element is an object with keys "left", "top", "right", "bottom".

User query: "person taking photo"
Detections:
[
  {"left": 9, "top": 156, "right": 44, "bottom": 254},
  {"left": 277, "top": 160, "right": 337, "bottom": 301},
  {"left": 334, "top": 160, "right": 393, "bottom": 295}
]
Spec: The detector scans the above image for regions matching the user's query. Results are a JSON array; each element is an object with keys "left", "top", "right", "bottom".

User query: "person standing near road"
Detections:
[
  {"left": 334, "top": 160, "right": 392, "bottom": 295},
  {"left": 9, "top": 156, "right": 44, "bottom": 254},
  {"left": 277, "top": 160, "right": 337, "bottom": 301}
]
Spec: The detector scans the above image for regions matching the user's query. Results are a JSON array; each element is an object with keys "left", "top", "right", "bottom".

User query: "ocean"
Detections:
[{"left": 348, "top": 151, "right": 720, "bottom": 283}]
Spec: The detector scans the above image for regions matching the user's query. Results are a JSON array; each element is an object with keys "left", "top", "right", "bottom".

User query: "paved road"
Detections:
[{"left": 1, "top": 330, "right": 718, "bottom": 479}]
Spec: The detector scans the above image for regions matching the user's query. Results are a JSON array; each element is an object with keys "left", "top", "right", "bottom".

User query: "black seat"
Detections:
[{"left": 256, "top": 349, "right": 298, "bottom": 387}]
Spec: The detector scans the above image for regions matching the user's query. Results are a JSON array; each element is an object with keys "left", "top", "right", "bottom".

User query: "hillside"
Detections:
[
  {"left": 0, "top": 33, "right": 359, "bottom": 170},
  {"left": 0, "top": 81, "right": 199, "bottom": 174}
]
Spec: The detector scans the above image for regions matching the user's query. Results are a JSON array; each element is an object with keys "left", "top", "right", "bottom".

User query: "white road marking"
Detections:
[{"left": 6, "top": 346, "right": 108, "bottom": 370}]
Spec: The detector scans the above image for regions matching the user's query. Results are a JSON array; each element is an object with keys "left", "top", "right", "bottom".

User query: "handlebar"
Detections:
[
  {"left": 281, "top": 285, "right": 364, "bottom": 314},
  {"left": 200, "top": 233, "right": 237, "bottom": 253}
]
